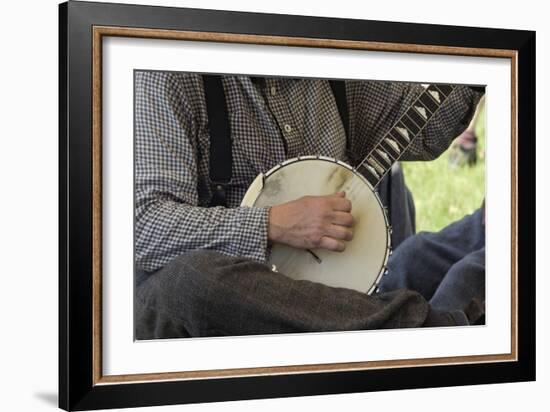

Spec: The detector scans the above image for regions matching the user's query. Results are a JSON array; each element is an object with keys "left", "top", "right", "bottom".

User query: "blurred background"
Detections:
[{"left": 402, "top": 96, "right": 486, "bottom": 232}]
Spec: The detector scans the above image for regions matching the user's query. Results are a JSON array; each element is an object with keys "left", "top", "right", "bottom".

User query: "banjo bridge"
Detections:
[{"left": 307, "top": 249, "right": 323, "bottom": 264}]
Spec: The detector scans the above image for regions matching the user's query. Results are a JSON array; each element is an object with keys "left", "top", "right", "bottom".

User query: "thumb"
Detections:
[{"left": 334, "top": 191, "right": 346, "bottom": 198}]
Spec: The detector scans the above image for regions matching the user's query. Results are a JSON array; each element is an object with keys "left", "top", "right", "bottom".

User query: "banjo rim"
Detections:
[{"left": 251, "top": 155, "right": 392, "bottom": 294}]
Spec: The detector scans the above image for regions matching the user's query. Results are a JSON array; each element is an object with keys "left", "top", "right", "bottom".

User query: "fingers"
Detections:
[
  {"left": 287, "top": 192, "right": 354, "bottom": 253},
  {"left": 329, "top": 192, "right": 352, "bottom": 211},
  {"left": 325, "top": 224, "right": 354, "bottom": 242},
  {"left": 331, "top": 211, "right": 355, "bottom": 227},
  {"left": 330, "top": 196, "right": 352, "bottom": 212},
  {"left": 318, "top": 236, "right": 346, "bottom": 252}
]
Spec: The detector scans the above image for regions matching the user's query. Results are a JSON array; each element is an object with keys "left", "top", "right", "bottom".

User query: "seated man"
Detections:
[{"left": 134, "top": 72, "right": 483, "bottom": 339}]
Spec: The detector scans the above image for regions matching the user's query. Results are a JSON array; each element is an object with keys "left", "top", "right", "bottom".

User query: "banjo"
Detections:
[{"left": 241, "top": 83, "right": 455, "bottom": 294}]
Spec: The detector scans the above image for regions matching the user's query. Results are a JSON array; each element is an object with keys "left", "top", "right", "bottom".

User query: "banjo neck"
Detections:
[{"left": 356, "top": 83, "right": 456, "bottom": 189}]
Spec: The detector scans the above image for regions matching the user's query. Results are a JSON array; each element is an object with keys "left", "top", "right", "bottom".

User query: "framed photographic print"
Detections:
[{"left": 59, "top": 1, "right": 535, "bottom": 410}]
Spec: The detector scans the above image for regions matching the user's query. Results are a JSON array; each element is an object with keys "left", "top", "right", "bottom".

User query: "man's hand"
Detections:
[{"left": 268, "top": 192, "right": 355, "bottom": 252}]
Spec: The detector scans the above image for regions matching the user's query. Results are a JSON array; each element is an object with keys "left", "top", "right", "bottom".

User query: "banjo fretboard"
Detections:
[{"left": 356, "top": 84, "right": 456, "bottom": 188}]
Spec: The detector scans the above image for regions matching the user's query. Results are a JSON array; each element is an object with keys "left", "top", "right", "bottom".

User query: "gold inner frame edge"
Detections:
[{"left": 91, "top": 25, "right": 518, "bottom": 385}]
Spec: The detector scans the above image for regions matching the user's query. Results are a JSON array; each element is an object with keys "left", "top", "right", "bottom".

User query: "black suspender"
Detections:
[
  {"left": 329, "top": 80, "right": 350, "bottom": 142},
  {"left": 202, "top": 76, "right": 349, "bottom": 207},
  {"left": 203, "top": 75, "right": 232, "bottom": 207}
]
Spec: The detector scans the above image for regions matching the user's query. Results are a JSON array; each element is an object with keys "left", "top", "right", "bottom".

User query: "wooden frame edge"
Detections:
[
  {"left": 91, "top": 26, "right": 519, "bottom": 386},
  {"left": 92, "top": 26, "right": 103, "bottom": 385},
  {"left": 94, "top": 26, "right": 517, "bottom": 58},
  {"left": 97, "top": 353, "right": 515, "bottom": 385}
]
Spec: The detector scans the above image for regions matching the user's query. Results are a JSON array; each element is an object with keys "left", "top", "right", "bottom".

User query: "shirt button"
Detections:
[
  {"left": 270, "top": 86, "right": 277, "bottom": 96},
  {"left": 284, "top": 124, "right": 293, "bottom": 133}
]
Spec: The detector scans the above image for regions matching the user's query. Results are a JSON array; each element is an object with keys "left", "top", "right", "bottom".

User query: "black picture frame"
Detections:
[{"left": 59, "top": 1, "right": 536, "bottom": 410}]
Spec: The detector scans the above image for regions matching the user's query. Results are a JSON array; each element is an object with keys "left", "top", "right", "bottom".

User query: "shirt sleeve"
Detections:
[
  {"left": 135, "top": 71, "right": 270, "bottom": 272},
  {"left": 347, "top": 81, "right": 483, "bottom": 162}
]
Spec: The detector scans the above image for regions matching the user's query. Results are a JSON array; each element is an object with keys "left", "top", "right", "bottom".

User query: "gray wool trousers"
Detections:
[{"left": 135, "top": 250, "right": 469, "bottom": 339}]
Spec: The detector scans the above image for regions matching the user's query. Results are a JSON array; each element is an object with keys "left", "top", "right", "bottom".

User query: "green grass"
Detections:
[{"left": 401, "top": 105, "right": 485, "bottom": 233}]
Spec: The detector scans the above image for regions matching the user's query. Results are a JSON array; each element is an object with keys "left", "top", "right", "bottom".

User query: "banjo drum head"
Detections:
[{"left": 249, "top": 157, "right": 390, "bottom": 294}]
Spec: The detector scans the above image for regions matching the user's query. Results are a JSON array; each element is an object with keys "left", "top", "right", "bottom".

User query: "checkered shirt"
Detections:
[{"left": 135, "top": 71, "right": 480, "bottom": 272}]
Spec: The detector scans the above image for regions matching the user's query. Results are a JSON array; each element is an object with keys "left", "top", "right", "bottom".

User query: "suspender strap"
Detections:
[
  {"left": 203, "top": 75, "right": 232, "bottom": 207},
  {"left": 329, "top": 80, "right": 349, "bottom": 140}
]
